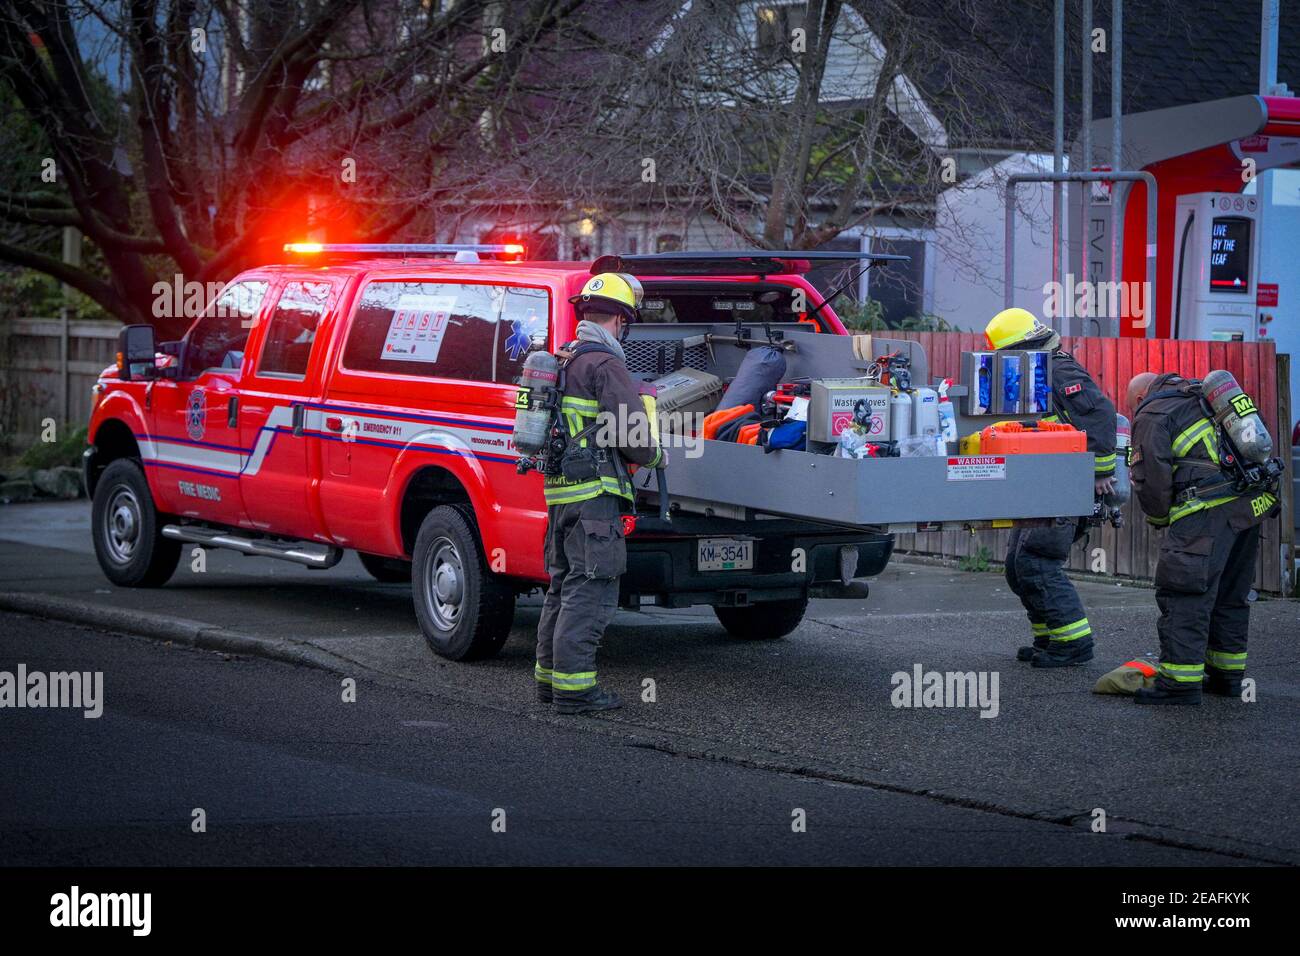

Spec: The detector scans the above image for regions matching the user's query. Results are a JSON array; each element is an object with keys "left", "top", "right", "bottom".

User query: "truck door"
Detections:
[
  {"left": 146, "top": 278, "right": 273, "bottom": 528},
  {"left": 238, "top": 278, "right": 339, "bottom": 541}
]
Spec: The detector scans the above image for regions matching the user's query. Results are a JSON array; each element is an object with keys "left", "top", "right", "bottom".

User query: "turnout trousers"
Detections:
[
  {"left": 534, "top": 494, "right": 627, "bottom": 696},
  {"left": 1004, "top": 518, "right": 1093, "bottom": 651},
  {"left": 1152, "top": 507, "right": 1257, "bottom": 691}
]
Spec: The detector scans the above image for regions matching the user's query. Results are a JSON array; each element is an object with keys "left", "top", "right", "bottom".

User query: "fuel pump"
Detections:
[{"left": 1172, "top": 192, "right": 1261, "bottom": 342}]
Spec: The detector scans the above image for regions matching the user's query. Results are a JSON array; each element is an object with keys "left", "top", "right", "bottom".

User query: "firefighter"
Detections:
[
  {"left": 534, "top": 273, "right": 662, "bottom": 715},
  {"left": 984, "top": 308, "right": 1117, "bottom": 667},
  {"left": 1125, "top": 371, "right": 1278, "bottom": 705}
]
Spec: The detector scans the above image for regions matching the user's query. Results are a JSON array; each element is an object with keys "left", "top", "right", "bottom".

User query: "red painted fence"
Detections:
[{"left": 890, "top": 333, "right": 1295, "bottom": 595}]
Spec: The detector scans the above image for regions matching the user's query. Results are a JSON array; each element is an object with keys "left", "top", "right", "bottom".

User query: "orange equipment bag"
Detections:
[{"left": 979, "top": 419, "right": 1086, "bottom": 455}]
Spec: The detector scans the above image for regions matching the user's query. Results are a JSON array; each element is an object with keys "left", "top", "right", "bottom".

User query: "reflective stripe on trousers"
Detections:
[
  {"left": 1158, "top": 661, "right": 1204, "bottom": 683},
  {"left": 1049, "top": 616, "right": 1091, "bottom": 644},
  {"left": 1206, "top": 650, "right": 1247, "bottom": 672}
]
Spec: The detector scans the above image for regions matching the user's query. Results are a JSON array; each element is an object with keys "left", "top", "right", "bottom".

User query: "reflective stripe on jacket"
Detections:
[
  {"left": 1040, "top": 351, "right": 1117, "bottom": 475},
  {"left": 542, "top": 347, "right": 661, "bottom": 507}
]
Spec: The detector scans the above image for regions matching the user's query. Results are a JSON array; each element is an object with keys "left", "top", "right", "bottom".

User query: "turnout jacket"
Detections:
[
  {"left": 1043, "top": 350, "right": 1118, "bottom": 476},
  {"left": 542, "top": 347, "right": 662, "bottom": 506},
  {"left": 1130, "top": 373, "right": 1279, "bottom": 529}
]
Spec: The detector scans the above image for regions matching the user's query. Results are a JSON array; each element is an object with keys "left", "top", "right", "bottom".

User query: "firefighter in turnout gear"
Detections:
[
  {"left": 534, "top": 273, "right": 663, "bottom": 715},
  {"left": 984, "top": 308, "right": 1117, "bottom": 667},
  {"left": 1125, "top": 372, "right": 1279, "bottom": 705}
]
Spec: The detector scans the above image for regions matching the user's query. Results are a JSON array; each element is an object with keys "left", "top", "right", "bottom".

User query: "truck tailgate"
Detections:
[{"left": 634, "top": 441, "right": 1095, "bottom": 529}]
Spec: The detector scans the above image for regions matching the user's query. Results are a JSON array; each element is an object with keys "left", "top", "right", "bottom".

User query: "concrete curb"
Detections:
[
  {"left": 0, "top": 590, "right": 354, "bottom": 673},
  {"left": 891, "top": 550, "right": 1158, "bottom": 590}
]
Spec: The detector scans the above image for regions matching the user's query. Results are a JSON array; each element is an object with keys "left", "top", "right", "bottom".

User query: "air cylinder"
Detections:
[
  {"left": 512, "top": 349, "right": 559, "bottom": 455},
  {"left": 1202, "top": 369, "right": 1273, "bottom": 464}
]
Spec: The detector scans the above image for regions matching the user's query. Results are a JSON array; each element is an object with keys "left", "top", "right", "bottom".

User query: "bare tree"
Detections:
[{"left": 0, "top": 0, "right": 590, "bottom": 334}]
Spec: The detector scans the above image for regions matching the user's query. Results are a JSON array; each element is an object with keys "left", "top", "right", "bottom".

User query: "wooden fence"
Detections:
[
  {"left": 890, "top": 332, "right": 1295, "bottom": 596},
  {"left": 0, "top": 318, "right": 118, "bottom": 450}
]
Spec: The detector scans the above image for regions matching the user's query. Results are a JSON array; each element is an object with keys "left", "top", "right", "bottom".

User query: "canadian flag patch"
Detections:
[{"left": 1063, "top": 383, "right": 1083, "bottom": 395}]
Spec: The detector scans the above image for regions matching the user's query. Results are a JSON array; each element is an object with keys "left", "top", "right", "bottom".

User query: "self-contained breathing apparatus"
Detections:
[
  {"left": 1088, "top": 413, "right": 1131, "bottom": 530},
  {"left": 512, "top": 342, "right": 672, "bottom": 522},
  {"left": 1143, "top": 370, "right": 1283, "bottom": 511}
]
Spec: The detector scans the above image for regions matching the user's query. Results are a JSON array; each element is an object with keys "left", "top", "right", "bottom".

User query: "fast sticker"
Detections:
[{"left": 381, "top": 293, "right": 456, "bottom": 363}]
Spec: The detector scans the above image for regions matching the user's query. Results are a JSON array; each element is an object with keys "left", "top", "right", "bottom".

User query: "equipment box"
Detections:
[
  {"left": 623, "top": 328, "right": 1094, "bottom": 530},
  {"left": 634, "top": 440, "right": 1095, "bottom": 529}
]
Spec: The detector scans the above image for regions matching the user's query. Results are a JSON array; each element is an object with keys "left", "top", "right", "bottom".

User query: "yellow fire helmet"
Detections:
[
  {"left": 985, "top": 307, "right": 1048, "bottom": 350},
  {"left": 569, "top": 272, "right": 644, "bottom": 321}
]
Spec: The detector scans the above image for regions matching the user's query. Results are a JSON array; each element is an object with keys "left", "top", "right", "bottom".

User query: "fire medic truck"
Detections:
[{"left": 85, "top": 245, "right": 1095, "bottom": 661}]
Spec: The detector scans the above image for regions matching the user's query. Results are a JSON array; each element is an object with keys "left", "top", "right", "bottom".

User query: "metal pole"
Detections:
[
  {"left": 59, "top": 226, "right": 81, "bottom": 427},
  {"left": 1006, "top": 171, "right": 1157, "bottom": 332},
  {"left": 1079, "top": 0, "right": 1093, "bottom": 336},
  {"left": 1052, "top": 0, "right": 1066, "bottom": 322},
  {"left": 1111, "top": 0, "right": 1124, "bottom": 337},
  {"left": 1260, "top": 0, "right": 1279, "bottom": 95}
]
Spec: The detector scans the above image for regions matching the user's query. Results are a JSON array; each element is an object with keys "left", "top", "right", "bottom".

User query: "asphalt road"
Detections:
[{"left": 2, "top": 500, "right": 1297, "bottom": 865}]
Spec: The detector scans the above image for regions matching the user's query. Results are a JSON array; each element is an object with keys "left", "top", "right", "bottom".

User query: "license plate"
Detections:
[{"left": 697, "top": 538, "right": 754, "bottom": 571}]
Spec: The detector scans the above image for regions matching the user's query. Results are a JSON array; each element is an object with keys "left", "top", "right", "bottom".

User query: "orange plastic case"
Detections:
[{"left": 979, "top": 420, "right": 1086, "bottom": 455}]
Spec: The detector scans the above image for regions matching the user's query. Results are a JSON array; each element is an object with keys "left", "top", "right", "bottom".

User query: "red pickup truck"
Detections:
[{"left": 85, "top": 245, "right": 893, "bottom": 660}]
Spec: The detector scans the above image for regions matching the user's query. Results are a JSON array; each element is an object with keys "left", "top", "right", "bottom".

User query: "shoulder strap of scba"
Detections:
[
  {"left": 556, "top": 340, "right": 622, "bottom": 393},
  {"left": 552, "top": 341, "right": 625, "bottom": 446},
  {"left": 1134, "top": 379, "right": 1202, "bottom": 417}
]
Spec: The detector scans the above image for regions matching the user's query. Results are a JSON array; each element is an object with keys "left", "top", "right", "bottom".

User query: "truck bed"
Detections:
[
  {"left": 634, "top": 440, "right": 1094, "bottom": 530},
  {"left": 624, "top": 325, "right": 1095, "bottom": 531}
]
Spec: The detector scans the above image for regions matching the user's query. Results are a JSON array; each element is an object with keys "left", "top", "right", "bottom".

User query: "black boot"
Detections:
[
  {"left": 1031, "top": 640, "right": 1094, "bottom": 668},
  {"left": 537, "top": 682, "right": 553, "bottom": 704},
  {"left": 1017, "top": 641, "right": 1049, "bottom": 662},
  {"left": 1203, "top": 671, "right": 1243, "bottom": 698},
  {"left": 1134, "top": 684, "right": 1202, "bottom": 705},
  {"left": 555, "top": 686, "right": 623, "bottom": 715},
  {"left": 1017, "top": 625, "right": 1049, "bottom": 662}
]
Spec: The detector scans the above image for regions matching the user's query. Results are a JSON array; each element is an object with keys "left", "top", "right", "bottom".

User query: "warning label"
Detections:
[{"left": 946, "top": 456, "right": 1007, "bottom": 481}]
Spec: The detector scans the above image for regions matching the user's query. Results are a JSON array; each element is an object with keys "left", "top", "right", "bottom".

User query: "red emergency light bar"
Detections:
[{"left": 283, "top": 243, "right": 525, "bottom": 258}]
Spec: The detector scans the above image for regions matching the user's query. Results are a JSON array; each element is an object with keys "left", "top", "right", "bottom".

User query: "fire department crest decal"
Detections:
[{"left": 186, "top": 388, "right": 207, "bottom": 441}]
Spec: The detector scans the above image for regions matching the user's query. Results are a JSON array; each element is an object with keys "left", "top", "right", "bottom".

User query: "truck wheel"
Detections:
[
  {"left": 411, "top": 504, "right": 515, "bottom": 661},
  {"left": 713, "top": 597, "right": 808, "bottom": 640},
  {"left": 91, "top": 458, "right": 181, "bottom": 588},
  {"left": 358, "top": 552, "right": 412, "bottom": 583}
]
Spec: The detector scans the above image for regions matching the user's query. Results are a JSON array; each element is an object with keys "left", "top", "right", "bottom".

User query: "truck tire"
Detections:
[
  {"left": 412, "top": 504, "right": 515, "bottom": 661},
  {"left": 91, "top": 458, "right": 181, "bottom": 588},
  {"left": 713, "top": 597, "right": 808, "bottom": 640},
  {"left": 358, "top": 552, "right": 412, "bottom": 583}
]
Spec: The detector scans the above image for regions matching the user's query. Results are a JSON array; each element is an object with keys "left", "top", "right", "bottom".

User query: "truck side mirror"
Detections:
[{"left": 117, "top": 324, "right": 158, "bottom": 382}]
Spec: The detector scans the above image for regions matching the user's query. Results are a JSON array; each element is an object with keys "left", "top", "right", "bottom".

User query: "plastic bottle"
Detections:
[
  {"left": 913, "top": 386, "right": 940, "bottom": 436},
  {"left": 937, "top": 379, "right": 958, "bottom": 443},
  {"left": 890, "top": 389, "right": 913, "bottom": 441}
]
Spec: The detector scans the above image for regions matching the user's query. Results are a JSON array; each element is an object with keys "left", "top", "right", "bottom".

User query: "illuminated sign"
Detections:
[{"left": 1208, "top": 217, "right": 1252, "bottom": 294}]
